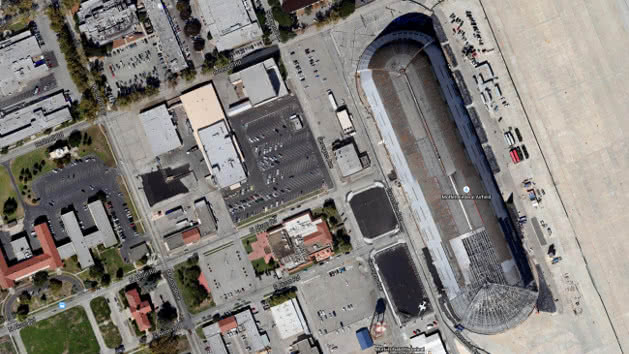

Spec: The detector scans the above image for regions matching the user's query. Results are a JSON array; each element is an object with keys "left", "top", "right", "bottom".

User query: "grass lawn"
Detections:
[
  {"left": 21, "top": 307, "right": 99, "bottom": 354},
  {"left": 100, "top": 321, "right": 122, "bottom": 349},
  {"left": 0, "top": 165, "right": 22, "bottom": 221},
  {"left": 241, "top": 234, "right": 257, "bottom": 254},
  {"left": 14, "top": 280, "right": 74, "bottom": 315},
  {"left": 116, "top": 176, "right": 144, "bottom": 234},
  {"left": 77, "top": 125, "right": 116, "bottom": 167},
  {"left": 99, "top": 247, "right": 135, "bottom": 276},
  {"left": 0, "top": 335, "right": 16, "bottom": 354},
  {"left": 10, "top": 147, "right": 54, "bottom": 203},
  {"left": 89, "top": 296, "right": 111, "bottom": 323},
  {"left": 251, "top": 258, "right": 276, "bottom": 273},
  {"left": 62, "top": 255, "right": 82, "bottom": 274}
]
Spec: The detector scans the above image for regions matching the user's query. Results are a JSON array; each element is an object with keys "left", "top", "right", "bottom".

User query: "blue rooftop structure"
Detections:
[{"left": 356, "top": 328, "right": 374, "bottom": 350}]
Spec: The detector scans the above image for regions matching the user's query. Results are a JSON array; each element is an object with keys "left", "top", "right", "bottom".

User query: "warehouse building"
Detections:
[
  {"left": 196, "top": 0, "right": 263, "bottom": 52},
  {"left": 0, "top": 92, "right": 72, "bottom": 148},
  {"left": 228, "top": 58, "right": 288, "bottom": 115},
  {"left": 198, "top": 120, "right": 247, "bottom": 189},
  {"left": 139, "top": 104, "right": 182, "bottom": 157},
  {"left": 0, "top": 31, "right": 48, "bottom": 98},
  {"left": 270, "top": 298, "right": 309, "bottom": 339}
]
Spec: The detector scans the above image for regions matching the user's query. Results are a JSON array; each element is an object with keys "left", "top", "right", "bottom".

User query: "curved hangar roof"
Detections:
[{"left": 357, "top": 27, "right": 537, "bottom": 334}]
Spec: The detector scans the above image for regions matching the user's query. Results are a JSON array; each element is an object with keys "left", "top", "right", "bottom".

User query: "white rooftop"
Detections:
[
  {"left": 283, "top": 213, "right": 318, "bottom": 239},
  {"left": 334, "top": 142, "right": 362, "bottom": 177},
  {"left": 229, "top": 58, "right": 288, "bottom": 107},
  {"left": 409, "top": 332, "right": 447, "bottom": 354},
  {"left": 10, "top": 237, "right": 32, "bottom": 261},
  {"left": 88, "top": 200, "right": 118, "bottom": 248},
  {"left": 139, "top": 104, "right": 181, "bottom": 157},
  {"left": 0, "top": 32, "right": 47, "bottom": 98},
  {"left": 77, "top": 0, "right": 138, "bottom": 46},
  {"left": 197, "top": 0, "right": 262, "bottom": 51},
  {"left": 270, "top": 298, "right": 307, "bottom": 339},
  {"left": 198, "top": 121, "right": 247, "bottom": 189}
]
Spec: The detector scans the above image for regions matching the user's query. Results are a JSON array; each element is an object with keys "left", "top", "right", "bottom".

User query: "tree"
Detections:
[
  {"left": 49, "top": 278, "right": 63, "bottom": 293},
  {"left": 101, "top": 273, "right": 111, "bottom": 286},
  {"left": 149, "top": 335, "right": 180, "bottom": 354},
  {"left": 89, "top": 257, "right": 105, "bottom": 279},
  {"left": 184, "top": 19, "right": 202, "bottom": 37},
  {"left": 19, "top": 291, "right": 31, "bottom": 304},
  {"left": 16, "top": 304, "right": 29, "bottom": 321},
  {"left": 193, "top": 38, "right": 205, "bottom": 51},
  {"left": 179, "top": 6, "right": 191, "bottom": 21},
  {"left": 272, "top": 7, "right": 294, "bottom": 28},
  {"left": 338, "top": 0, "right": 355, "bottom": 18},
  {"left": 33, "top": 271, "right": 49, "bottom": 287},
  {"left": 68, "top": 130, "right": 82, "bottom": 147},
  {"left": 157, "top": 301, "right": 178, "bottom": 327},
  {"left": 116, "top": 267, "right": 124, "bottom": 279},
  {"left": 3, "top": 197, "right": 18, "bottom": 216}
]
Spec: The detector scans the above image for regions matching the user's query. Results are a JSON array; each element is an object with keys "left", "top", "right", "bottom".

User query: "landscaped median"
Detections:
[
  {"left": 21, "top": 306, "right": 99, "bottom": 354},
  {"left": 89, "top": 296, "right": 123, "bottom": 349}
]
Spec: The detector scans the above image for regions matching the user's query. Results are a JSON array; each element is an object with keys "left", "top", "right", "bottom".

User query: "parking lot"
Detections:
[
  {"left": 24, "top": 158, "right": 144, "bottom": 261},
  {"left": 225, "top": 95, "right": 332, "bottom": 223},
  {"left": 201, "top": 243, "right": 256, "bottom": 305},
  {"left": 298, "top": 260, "right": 380, "bottom": 334},
  {"left": 104, "top": 36, "right": 165, "bottom": 96}
]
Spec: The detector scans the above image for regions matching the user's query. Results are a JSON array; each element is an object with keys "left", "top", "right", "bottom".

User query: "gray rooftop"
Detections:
[
  {"left": 202, "top": 323, "right": 228, "bottom": 354},
  {"left": 77, "top": 0, "right": 139, "bottom": 46},
  {"left": 333, "top": 142, "right": 362, "bottom": 177},
  {"left": 194, "top": 198, "right": 217, "bottom": 235},
  {"left": 10, "top": 237, "right": 32, "bottom": 261},
  {"left": 198, "top": 121, "right": 247, "bottom": 188},
  {"left": 0, "top": 92, "right": 72, "bottom": 148},
  {"left": 61, "top": 211, "right": 95, "bottom": 268},
  {"left": 234, "top": 310, "right": 268, "bottom": 352},
  {"left": 164, "top": 233, "right": 185, "bottom": 251},
  {"left": 229, "top": 58, "right": 288, "bottom": 107},
  {"left": 139, "top": 104, "right": 182, "bottom": 157},
  {"left": 144, "top": 0, "right": 188, "bottom": 73},
  {"left": 128, "top": 241, "right": 148, "bottom": 262},
  {"left": 197, "top": 0, "right": 262, "bottom": 51},
  {"left": 0, "top": 32, "right": 48, "bottom": 98},
  {"left": 88, "top": 200, "right": 118, "bottom": 248}
]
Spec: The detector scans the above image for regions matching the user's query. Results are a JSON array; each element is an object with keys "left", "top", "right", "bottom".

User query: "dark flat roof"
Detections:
[
  {"left": 375, "top": 243, "right": 427, "bottom": 319},
  {"left": 140, "top": 166, "right": 190, "bottom": 206},
  {"left": 349, "top": 186, "right": 397, "bottom": 239}
]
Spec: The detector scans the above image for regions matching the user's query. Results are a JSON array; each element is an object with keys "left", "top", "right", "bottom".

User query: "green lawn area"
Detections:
[
  {"left": 62, "top": 255, "right": 82, "bottom": 274},
  {"left": 100, "top": 321, "right": 122, "bottom": 349},
  {"left": 21, "top": 307, "right": 99, "bottom": 354},
  {"left": 77, "top": 125, "right": 116, "bottom": 167},
  {"left": 10, "top": 147, "right": 54, "bottom": 203},
  {"left": 89, "top": 296, "right": 111, "bottom": 323},
  {"left": 251, "top": 258, "right": 277, "bottom": 273},
  {"left": 99, "top": 247, "right": 135, "bottom": 276},
  {"left": 0, "top": 165, "right": 22, "bottom": 221},
  {"left": 0, "top": 335, "right": 16, "bottom": 354},
  {"left": 241, "top": 234, "right": 257, "bottom": 254}
]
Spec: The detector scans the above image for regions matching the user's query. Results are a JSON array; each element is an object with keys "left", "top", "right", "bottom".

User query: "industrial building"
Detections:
[
  {"left": 228, "top": 58, "right": 288, "bottom": 115},
  {"left": 198, "top": 120, "right": 247, "bottom": 189},
  {"left": 0, "top": 223, "right": 63, "bottom": 289},
  {"left": 196, "top": 0, "right": 263, "bottom": 52},
  {"left": 76, "top": 0, "right": 140, "bottom": 46},
  {"left": 0, "top": 31, "right": 48, "bottom": 98},
  {"left": 139, "top": 104, "right": 182, "bottom": 157},
  {"left": 270, "top": 298, "right": 309, "bottom": 339},
  {"left": 333, "top": 140, "right": 363, "bottom": 177},
  {"left": 357, "top": 18, "right": 536, "bottom": 333},
  {"left": 202, "top": 308, "right": 269, "bottom": 353},
  {"left": 143, "top": 0, "right": 187, "bottom": 73},
  {"left": 0, "top": 92, "right": 72, "bottom": 148}
]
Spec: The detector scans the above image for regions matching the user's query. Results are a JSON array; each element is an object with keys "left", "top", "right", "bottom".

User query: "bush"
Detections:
[
  {"left": 68, "top": 130, "right": 82, "bottom": 147},
  {"left": 3, "top": 197, "right": 18, "bottom": 216},
  {"left": 338, "top": 0, "right": 355, "bottom": 18},
  {"left": 50, "top": 278, "right": 63, "bottom": 293},
  {"left": 193, "top": 38, "right": 205, "bottom": 51},
  {"left": 33, "top": 271, "right": 49, "bottom": 287}
]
